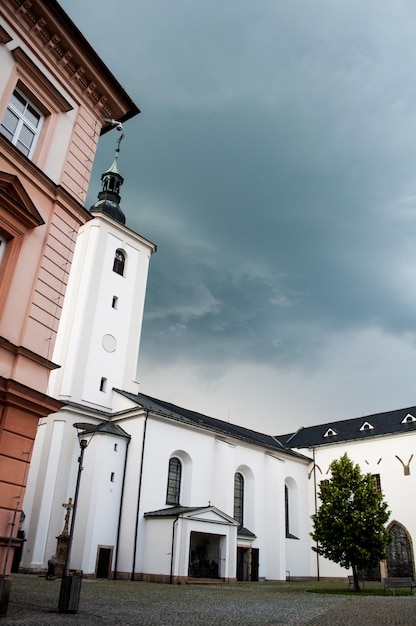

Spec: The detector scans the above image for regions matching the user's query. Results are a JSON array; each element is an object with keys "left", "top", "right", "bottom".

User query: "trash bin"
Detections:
[
  {"left": 58, "top": 570, "right": 82, "bottom": 613},
  {"left": 0, "top": 577, "right": 12, "bottom": 618}
]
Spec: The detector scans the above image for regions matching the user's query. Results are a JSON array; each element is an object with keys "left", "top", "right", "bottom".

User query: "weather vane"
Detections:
[{"left": 102, "top": 117, "right": 125, "bottom": 158}]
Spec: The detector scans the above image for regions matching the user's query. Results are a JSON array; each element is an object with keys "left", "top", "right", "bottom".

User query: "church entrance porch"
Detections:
[
  {"left": 188, "top": 531, "right": 220, "bottom": 579},
  {"left": 143, "top": 505, "right": 239, "bottom": 583}
]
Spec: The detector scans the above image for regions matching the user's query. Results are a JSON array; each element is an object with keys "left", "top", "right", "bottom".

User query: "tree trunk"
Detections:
[{"left": 352, "top": 564, "right": 361, "bottom": 592}]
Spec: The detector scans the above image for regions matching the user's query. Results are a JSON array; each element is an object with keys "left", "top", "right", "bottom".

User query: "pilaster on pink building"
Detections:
[{"left": 0, "top": 0, "right": 139, "bottom": 613}]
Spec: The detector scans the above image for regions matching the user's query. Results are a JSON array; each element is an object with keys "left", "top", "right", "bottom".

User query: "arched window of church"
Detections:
[
  {"left": 285, "top": 481, "right": 299, "bottom": 539},
  {"left": 166, "top": 457, "right": 182, "bottom": 505},
  {"left": 234, "top": 472, "right": 244, "bottom": 527},
  {"left": 285, "top": 485, "right": 290, "bottom": 537},
  {"left": 387, "top": 522, "right": 414, "bottom": 578},
  {"left": 113, "top": 249, "right": 125, "bottom": 276}
]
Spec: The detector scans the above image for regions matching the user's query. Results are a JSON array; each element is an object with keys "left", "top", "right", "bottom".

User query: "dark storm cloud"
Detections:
[{"left": 61, "top": 0, "right": 416, "bottom": 425}]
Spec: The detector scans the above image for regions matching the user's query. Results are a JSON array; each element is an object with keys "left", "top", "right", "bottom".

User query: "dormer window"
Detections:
[
  {"left": 372, "top": 474, "right": 381, "bottom": 492},
  {"left": 401, "top": 414, "right": 416, "bottom": 424},
  {"left": 359, "top": 421, "right": 374, "bottom": 432},
  {"left": 324, "top": 428, "right": 337, "bottom": 438},
  {"left": 0, "top": 89, "right": 43, "bottom": 158},
  {"left": 113, "top": 249, "right": 125, "bottom": 276}
]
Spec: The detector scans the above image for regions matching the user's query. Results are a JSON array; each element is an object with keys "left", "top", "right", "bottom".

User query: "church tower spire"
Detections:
[{"left": 90, "top": 132, "right": 126, "bottom": 224}]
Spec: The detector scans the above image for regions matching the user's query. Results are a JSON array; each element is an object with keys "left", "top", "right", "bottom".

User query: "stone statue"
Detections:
[
  {"left": 47, "top": 555, "right": 57, "bottom": 580},
  {"left": 62, "top": 498, "right": 73, "bottom": 536}
]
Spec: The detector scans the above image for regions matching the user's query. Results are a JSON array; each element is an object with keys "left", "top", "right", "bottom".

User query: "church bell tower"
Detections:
[{"left": 49, "top": 132, "right": 156, "bottom": 410}]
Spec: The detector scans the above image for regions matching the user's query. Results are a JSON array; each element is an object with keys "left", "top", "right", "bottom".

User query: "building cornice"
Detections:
[
  {"left": 0, "top": 336, "right": 60, "bottom": 371},
  {"left": 0, "top": 375, "right": 63, "bottom": 415},
  {"left": 1, "top": 0, "right": 139, "bottom": 125}
]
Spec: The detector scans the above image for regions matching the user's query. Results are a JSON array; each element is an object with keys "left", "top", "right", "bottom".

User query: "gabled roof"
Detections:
[
  {"left": 278, "top": 405, "right": 416, "bottom": 449},
  {"left": 0, "top": 171, "right": 44, "bottom": 231},
  {"left": 144, "top": 505, "right": 239, "bottom": 526},
  {"left": 75, "top": 421, "right": 130, "bottom": 439},
  {"left": 238, "top": 526, "right": 257, "bottom": 539},
  {"left": 114, "top": 390, "right": 309, "bottom": 461}
]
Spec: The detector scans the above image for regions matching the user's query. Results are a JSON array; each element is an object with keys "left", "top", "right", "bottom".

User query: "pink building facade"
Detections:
[{"left": 0, "top": 0, "right": 138, "bottom": 612}]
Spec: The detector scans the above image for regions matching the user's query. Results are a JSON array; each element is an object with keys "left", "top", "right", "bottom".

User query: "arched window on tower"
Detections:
[
  {"left": 113, "top": 249, "right": 125, "bottom": 276},
  {"left": 166, "top": 457, "right": 182, "bottom": 505},
  {"left": 234, "top": 472, "right": 244, "bottom": 527}
]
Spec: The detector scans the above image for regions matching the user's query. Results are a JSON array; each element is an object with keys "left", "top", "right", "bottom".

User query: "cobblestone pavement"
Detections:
[{"left": 2, "top": 575, "right": 416, "bottom": 625}]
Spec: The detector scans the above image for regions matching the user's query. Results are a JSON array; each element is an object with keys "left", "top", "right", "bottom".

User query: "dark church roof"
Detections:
[
  {"left": 75, "top": 421, "right": 130, "bottom": 439},
  {"left": 277, "top": 405, "right": 416, "bottom": 449},
  {"left": 114, "top": 390, "right": 310, "bottom": 461}
]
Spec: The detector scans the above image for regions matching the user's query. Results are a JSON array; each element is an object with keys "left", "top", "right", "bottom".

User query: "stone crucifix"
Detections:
[{"left": 62, "top": 498, "right": 73, "bottom": 536}]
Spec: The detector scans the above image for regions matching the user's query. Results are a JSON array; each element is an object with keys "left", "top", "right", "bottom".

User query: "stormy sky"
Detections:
[{"left": 60, "top": 0, "right": 416, "bottom": 433}]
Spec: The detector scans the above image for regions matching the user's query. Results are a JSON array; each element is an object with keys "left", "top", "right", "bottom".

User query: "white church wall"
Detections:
[
  {"left": 136, "top": 417, "right": 215, "bottom": 514},
  {"left": 72, "top": 432, "right": 130, "bottom": 574},
  {"left": 109, "top": 413, "right": 146, "bottom": 578},
  {"left": 20, "top": 422, "right": 46, "bottom": 566},
  {"left": 306, "top": 430, "right": 416, "bottom": 579},
  {"left": 102, "top": 411, "right": 311, "bottom": 581},
  {"left": 213, "top": 438, "right": 235, "bottom": 512},
  {"left": 22, "top": 414, "right": 80, "bottom": 570},
  {"left": 283, "top": 461, "right": 313, "bottom": 579},
  {"left": 142, "top": 517, "right": 173, "bottom": 578},
  {"left": 261, "top": 454, "right": 285, "bottom": 580}
]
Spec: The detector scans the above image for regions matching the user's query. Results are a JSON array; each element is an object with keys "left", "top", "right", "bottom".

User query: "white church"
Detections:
[{"left": 20, "top": 137, "right": 416, "bottom": 584}]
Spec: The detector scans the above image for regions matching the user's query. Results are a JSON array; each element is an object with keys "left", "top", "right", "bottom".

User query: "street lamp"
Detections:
[{"left": 58, "top": 422, "right": 98, "bottom": 614}]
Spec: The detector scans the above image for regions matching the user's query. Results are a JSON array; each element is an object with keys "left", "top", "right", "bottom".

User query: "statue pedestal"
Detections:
[{"left": 55, "top": 534, "right": 69, "bottom": 578}]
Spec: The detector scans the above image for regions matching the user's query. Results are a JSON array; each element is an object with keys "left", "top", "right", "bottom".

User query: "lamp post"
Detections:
[{"left": 58, "top": 423, "right": 97, "bottom": 614}]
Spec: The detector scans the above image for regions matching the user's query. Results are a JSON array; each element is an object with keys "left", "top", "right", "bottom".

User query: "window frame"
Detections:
[
  {"left": 233, "top": 472, "right": 244, "bottom": 527},
  {"left": 0, "top": 47, "right": 72, "bottom": 164},
  {"left": 113, "top": 249, "right": 126, "bottom": 276},
  {"left": 372, "top": 473, "right": 381, "bottom": 493},
  {"left": 1, "top": 88, "right": 44, "bottom": 158},
  {"left": 285, "top": 480, "right": 300, "bottom": 540},
  {"left": 166, "top": 457, "right": 182, "bottom": 505}
]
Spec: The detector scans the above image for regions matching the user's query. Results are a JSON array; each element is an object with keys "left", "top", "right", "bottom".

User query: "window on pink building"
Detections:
[
  {"left": 0, "top": 90, "right": 43, "bottom": 158},
  {"left": 0, "top": 235, "right": 6, "bottom": 263}
]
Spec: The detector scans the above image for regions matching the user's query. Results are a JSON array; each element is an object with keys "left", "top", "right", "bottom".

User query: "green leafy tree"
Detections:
[{"left": 311, "top": 453, "right": 391, "bottom": 591}]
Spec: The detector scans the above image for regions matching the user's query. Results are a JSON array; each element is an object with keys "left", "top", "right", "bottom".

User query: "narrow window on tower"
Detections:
[
  {"left": 113, "top": 249, "right": 125, "bottom": 276},
  {"left": 99, "top": 377, "right": 107, "bottom": 392},
  {"left": 112, "top": 295, "right": 118, "bottom": 309}
]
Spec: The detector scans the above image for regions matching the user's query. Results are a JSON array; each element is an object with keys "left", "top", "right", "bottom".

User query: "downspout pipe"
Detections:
[
  {"left": 313, "top": 447, "right": 320, "bottom": 581},
  {"left": 131, "top": 410, "right": 149, "bottom": 580},
  {"left": 170, "top": 516, "right": 179, "bottom": 584},
  {"left": 113, "top": 436, "right": 131, "bottom": 580}
]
